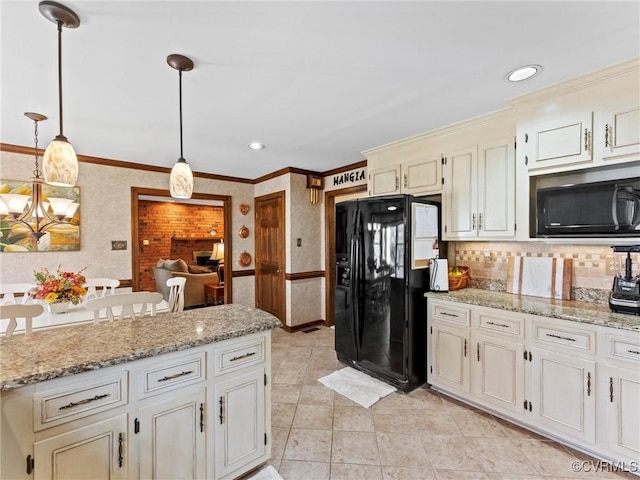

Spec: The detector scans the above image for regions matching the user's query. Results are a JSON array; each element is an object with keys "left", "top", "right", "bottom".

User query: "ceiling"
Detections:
[{"left": 2, "top": 1, "right": 639, "bottom": 181}]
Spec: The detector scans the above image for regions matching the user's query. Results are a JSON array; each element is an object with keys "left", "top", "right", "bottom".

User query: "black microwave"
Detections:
[{"left": 537, "top": 177, "right": 640, "bottom": 237}]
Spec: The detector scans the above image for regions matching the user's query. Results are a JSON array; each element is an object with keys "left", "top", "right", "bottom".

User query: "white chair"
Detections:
[
  {"left": 85, "top": 292, "right": 163, "bottom": 323},
  {"left": 0, "top": 283, "right": 36, "bottom": 305},
  {"left": 0, "top": 303, "right": 44, "bottom": 337},
  {"left": 166, "top": 277, "right": 186, "bottom": 313},
  {"left": 84, "top": 278, "right": 120, "bottom": 302}
]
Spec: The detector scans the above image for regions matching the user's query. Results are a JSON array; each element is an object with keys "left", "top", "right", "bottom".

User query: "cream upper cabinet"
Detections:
[
  {"left": 600, "top": 106, "right": 640, "bottom": 161},
  {"left": 444, "top": 139, "right": 515, "bottom": 240},
  {"left": 368, "top": 164, "right": 401, "bottom": 196},
  {"left": 368, "top": 155, "right": 442, "bottom": 197},
  {"left": 524, "top": 112, "right": 593, "bottom": 172}
]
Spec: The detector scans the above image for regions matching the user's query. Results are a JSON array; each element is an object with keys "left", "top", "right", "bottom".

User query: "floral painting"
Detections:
[{"left": 0, "top": 180, "right": 80, "bottom": 252}]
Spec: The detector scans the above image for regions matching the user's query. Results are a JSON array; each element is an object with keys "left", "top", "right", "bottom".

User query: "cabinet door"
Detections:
[
  {"left": 138, "top": 387, "right": 206, "bottom": 480},
  {"left": 606, "top": 365, "right": 640, "bottom": 462},
  {"left": 477, "top": 139, "right": 515, "bottom": 238},
  {"left": 472, "top": 333, "right": 524, "bottom": 416},
  {"left": 214, "top": 368, "right": 266, "bottom": 479},
  {"left": 402, "top": 155, "right": 442, "bottom": 195},
  {"left": 368, "top": 165, "right": 400, "bottom": 196},
  {"left": 34, "top": 414, "right": 128, "bottom": 480},
  {"left": 430, "top": 324, "right": 470, "bottom": 393},
  {"left": 527, "top": 113, "right": 593, "bottom": 171},
  {"left": 444, "top": 147, "right": 477, "bottom": 239},
  {"left": 530, "top": 347, "right": 596, "bottom": 444},
  {"left": 601, "top": 107, "right": 640, "bottom": 161}
]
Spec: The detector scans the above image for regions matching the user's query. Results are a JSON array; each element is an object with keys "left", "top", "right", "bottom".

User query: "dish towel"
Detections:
[{"left": 318, "top": 367, "right": 396, "bottom": 408}]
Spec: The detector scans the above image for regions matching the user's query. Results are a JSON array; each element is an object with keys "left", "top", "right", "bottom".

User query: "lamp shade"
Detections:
[
  {"left": 210, "top": 242, "right": 225, "bottom": 261},
  {"left": 169, "top": 158, "right": 193, "bottom": 199},
  {"left": 43, "top": 137, "right": 78, "bottom": 186}
]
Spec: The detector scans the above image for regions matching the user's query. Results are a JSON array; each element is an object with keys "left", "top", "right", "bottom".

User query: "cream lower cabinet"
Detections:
[
  {"left": 529, "top": 347, "right": 596, "bottom": 445},
  {"left": 427, "top": 297, "right": 640, "bottom": 470},
  {"left": 138, "top": 386, "right": 206, "bottom": 480},
  {"left": 34, "top": 414, "right": 128, "bottom": 480}
]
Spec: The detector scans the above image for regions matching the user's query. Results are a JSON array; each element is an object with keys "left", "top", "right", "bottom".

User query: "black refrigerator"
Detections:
[{"left": 334, "top": 194, "right": 440, "bottom": 392}]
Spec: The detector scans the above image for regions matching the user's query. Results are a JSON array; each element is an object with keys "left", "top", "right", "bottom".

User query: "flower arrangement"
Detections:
[{"left": 32, "top": 266, "right": 87, "bottom": 305}]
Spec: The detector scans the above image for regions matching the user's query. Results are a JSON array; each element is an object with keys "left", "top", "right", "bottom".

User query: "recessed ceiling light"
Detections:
[
  {"left": 248, "top": 142, "right": 265, "bottom": 150},
  {"left": 506, "top": 65, "right": 542, "bottom": 82}
]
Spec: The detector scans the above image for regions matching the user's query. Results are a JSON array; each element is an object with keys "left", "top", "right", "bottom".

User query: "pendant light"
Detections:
[
  {"left": 167, "top": 54, "right": 194, "bottom": 199},
  {"left": 39, "top": 1, "right": 80, "bottom": 187}
]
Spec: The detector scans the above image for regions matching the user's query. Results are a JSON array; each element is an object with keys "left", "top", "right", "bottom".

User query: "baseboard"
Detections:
[{"left": 281, "top": 319, "right": 325, "bottom": 333}]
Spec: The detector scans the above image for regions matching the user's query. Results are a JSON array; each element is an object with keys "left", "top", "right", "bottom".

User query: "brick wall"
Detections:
[{"left": 139, "top": 201, "right": 224, "bottom": 291}]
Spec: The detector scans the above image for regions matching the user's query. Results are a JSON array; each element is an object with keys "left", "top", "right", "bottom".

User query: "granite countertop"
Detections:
[
  {"left": 0, "top": 304, "right": 282, "bottom": 391},
  {"left": 425, "top": 289, "right": 640, "bottom": 332}
]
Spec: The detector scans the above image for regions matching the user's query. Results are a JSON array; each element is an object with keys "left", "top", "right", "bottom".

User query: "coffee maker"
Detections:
[{"left": 609, "top": 245, "right": 640, "bottom": 315}]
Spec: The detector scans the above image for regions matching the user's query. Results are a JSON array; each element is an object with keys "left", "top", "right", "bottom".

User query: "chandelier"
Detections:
[{"left": 0, "top": 113, "right": 77, "bottom": 242}]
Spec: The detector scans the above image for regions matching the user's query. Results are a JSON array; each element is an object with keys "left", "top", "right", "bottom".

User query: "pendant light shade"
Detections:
[
  {"left": 167, "top": 54, "right": 194, "bottom": 199},
  {"left": 39, "top": 1, "right": 80, "bottom": 187},
  {"left": 43, "top": 136, "right": 78, "bottom": 186},
  {"left": 170, "top": 158, "right": 194, "bottom": 199}
]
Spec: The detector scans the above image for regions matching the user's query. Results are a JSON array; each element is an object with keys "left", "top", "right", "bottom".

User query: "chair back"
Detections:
[
  {"left": 0, "top": 283, "right": 36, "bottom": 305},
  {"left": 0, "top": 303, "right": 44, "bottom": 337},
  {"left": 166, "top": 277, "right": 186, "bottom": 313},
  {"left": 217, "top": 264, "right": 224, "bottom": 285},
  {"left": 85, "top": 292, "right": 163, "bottom": 323},
  {"left": 84, "top": 278, "right": 120, "bottom": 302}
]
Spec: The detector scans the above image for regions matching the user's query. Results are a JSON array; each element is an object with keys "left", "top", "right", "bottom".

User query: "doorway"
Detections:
[
  {"left": 324, "top": 185, "right": 367, "bottom": 326},
  {"left": 131, "top": 187, "right": 232, "bottom": 302},
  {"left": 255, "top": 191, "right": 286, "bottom": 322}
]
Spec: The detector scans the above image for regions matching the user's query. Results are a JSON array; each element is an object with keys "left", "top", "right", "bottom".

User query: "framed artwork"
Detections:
[{"left": 0, "top": 179, "right": 81, "bottom": 252}]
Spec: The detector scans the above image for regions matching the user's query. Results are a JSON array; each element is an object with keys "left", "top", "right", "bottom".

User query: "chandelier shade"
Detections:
[
  {"left": 39, "top": 1, "right": 80, "bottom": 187},
  {"left": 167, "top": 54, "right": 195, "bottom": 199}
]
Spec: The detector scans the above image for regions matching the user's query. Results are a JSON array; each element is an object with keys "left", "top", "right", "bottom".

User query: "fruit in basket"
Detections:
[{"left": 450, "top": 266, "right": 462, "bottom": 276}]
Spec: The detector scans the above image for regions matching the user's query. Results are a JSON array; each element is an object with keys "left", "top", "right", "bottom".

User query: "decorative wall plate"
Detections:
[
  {"left": 239, "top": 225, "right": 250, "bottom": 238},
  {"left": 239, "top": 204, "right": 250, "bottom": 215},
  {"left": 238, "top": 251, "right": 252, "bottom": 267}
]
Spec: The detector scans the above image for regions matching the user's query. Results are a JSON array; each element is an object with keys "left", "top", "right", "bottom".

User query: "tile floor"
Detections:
[{"left": 267, "top": 325, "right": 636, "bottom": 480}]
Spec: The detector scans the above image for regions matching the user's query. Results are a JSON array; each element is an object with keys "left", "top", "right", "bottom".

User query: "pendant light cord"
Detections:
[
  {"left": 179, "top": 70, "right": 184, "bottom": 159},
  {"left": 57, "top": 20, "right": 64, "bottom": 137}
]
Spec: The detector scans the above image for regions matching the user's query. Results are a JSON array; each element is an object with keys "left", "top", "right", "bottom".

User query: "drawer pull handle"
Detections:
[
  {"left": 487, "top": 321, "right": 510, "bottom": 328},
  {"left": 230, "top": 352, "right": 256, "bottom": 362},
  {"left": 219, "top": 396, "right": 224, "bottom": 424},
  {"left": 157, "top": 370, "right": 194, "bottom": 382},
  {"left": 441, "top": 312, "right": 459, "bottom": 318},
  {"left": 627, "top": 349, "right": 640, "bottom": 355},
  {"left": 587, "top": 372, "right": 591, "bottom": 396},
  {"left": 59, "top": 393, "right": 110, "bottom": 410},
  {"left": 118, "top": 432, "right": 124, "bottom": 468},
  {"left": 545, "top": 333, "right": 576, "bottom": 342}
]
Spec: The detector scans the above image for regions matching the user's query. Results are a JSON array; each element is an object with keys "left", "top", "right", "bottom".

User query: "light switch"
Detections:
[{"left": 142, "top": 239, "right": 150, "bottom": 246}]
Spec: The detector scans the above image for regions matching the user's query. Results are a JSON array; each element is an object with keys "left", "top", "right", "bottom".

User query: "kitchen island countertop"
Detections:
[
  {"left": 425, "top": 289, "right": 640, "bottom": 332},
  {"left": 0, "top": 304, "right": 281, "bottom": 391}
]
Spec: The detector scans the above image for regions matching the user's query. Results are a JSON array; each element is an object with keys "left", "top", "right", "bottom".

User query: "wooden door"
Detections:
[{"left": 255, "top": 192, "right": 285, "bottom": 322}]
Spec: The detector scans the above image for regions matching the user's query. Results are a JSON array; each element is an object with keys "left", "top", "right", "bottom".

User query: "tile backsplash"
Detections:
[{"left": 449, "top": 241, "right": 636, "bottom": 304}]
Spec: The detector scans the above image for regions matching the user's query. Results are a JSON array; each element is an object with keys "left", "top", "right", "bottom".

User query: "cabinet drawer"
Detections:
[
  {"left": 476, "top": 312, "right": 524, "bottom": 338},
  {"left": 34, "top": 371, "right": 128, "bottom": 431},
  {"left": 431, "top": 302, "right": 470, "bottom": 327},
  {"left": 215, "top": 336, "right": 265, "bottom": 376},
  {"left": 140, "top": 352, "right": 206, "bottom": 398},
  {"left": 608, "top": 335, "right": 640, "bottom": 364},
  {"left": 532, "top": 322, "right": 595, "bottom": 354}
]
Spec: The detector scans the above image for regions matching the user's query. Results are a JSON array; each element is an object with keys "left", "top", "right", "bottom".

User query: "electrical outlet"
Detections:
[
  {"left": 483, "top": 250, "right": 492, "bottom": 264},
  {"left": 605, "top": 255, "right": 617, "bottom": 273}
]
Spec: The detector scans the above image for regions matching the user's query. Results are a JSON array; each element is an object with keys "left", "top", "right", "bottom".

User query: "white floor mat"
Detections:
[
  {"left": 318, "top": 367, "right": 396, "bottom": 408},
  {"left": 246, "top": 465, "right": 283, "bottom": 480}
]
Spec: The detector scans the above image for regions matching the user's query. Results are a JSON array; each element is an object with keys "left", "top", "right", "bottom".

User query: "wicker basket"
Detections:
[{"left": 448, "top": 266, "right": 470, "bottom": 291}]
